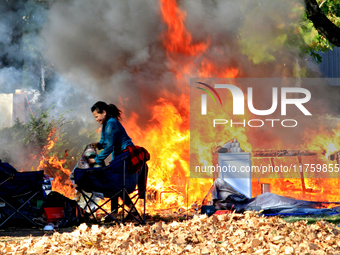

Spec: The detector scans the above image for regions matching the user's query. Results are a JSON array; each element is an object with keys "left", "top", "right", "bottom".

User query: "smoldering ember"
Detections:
[{"left": 2, "top": 0, "right": 340, "bottom": 254}]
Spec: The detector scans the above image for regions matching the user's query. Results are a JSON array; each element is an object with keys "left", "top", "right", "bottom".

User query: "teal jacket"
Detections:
[{"left": 94, "top": 117, "right": 134, "bottom": 164}]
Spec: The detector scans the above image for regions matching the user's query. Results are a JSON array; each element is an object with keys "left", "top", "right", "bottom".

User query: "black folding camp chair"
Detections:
[
  {"left": 0, "top": 160, "right": 44, "bottom": 228},
  {"left": 73, "top": 151, "right": 148, "bottom": 224}
]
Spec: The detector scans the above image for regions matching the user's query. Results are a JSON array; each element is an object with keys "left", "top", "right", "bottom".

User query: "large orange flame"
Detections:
[
  {"left": 160, "top": 0, "right": 209, "bottom": 56},
  {"left": 156, "top": 0, "right": 340, "bottom": 207},
  {"left": 37, "top": 129, "right": 75, "bottom": 199}
]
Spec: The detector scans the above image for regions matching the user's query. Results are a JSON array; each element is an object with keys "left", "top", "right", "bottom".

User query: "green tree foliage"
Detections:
[
  {"left": 0, "top": 106, "right": 98, "bottom": 171},
  {"left": 302, "top": 0, "right": 340, "bottom": 62},
  {"left": 305, "top": 0, "right": 340, "bottom": 47},
  {"left": 238, "top": 1, "right": 300, "bottom": 65},
  {"left": 238, "top": 0, "right": 340, "bottom": 65},
  {"left": 0, "top": 105, "right": 60, "bottom": 169}
]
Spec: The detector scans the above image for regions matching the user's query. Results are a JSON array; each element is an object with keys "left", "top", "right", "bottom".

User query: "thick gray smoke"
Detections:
[
  {"left": 40, "top": 0, "right": 340, "bottom": 144},
  {"left": 41, "top": 0, "right": 167, "bottom": 123},
  {"left": 0, "top": 0, "right": 47, "bottom": 105},
  {"left": 1, "top": 0, "right": 338, "bottom": 155},
  {"left": 39, "top": 0, "right": 313, "bottom": 123}
]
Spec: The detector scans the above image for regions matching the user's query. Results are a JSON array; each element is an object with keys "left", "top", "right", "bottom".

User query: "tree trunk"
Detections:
[{"left": 304, "top": 0, "right": 340, "bottom": 47}]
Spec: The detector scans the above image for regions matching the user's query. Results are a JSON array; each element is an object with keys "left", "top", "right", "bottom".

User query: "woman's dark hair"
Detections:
[{"left": 91, "top": 101, "right": 122, "bottom": 121}]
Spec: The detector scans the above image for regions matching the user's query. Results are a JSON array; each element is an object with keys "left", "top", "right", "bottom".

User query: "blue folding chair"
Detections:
[
  {"left": 0, "top": 160, "right": 44, "bottom": 227},
  {"left": 73, "top": 151, "right": 148, "bottom": 224}
]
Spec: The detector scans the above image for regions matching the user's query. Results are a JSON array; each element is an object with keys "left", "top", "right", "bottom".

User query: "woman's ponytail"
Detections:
[{"left": 108, "top": 104, "right": 122, "bottom": 121}]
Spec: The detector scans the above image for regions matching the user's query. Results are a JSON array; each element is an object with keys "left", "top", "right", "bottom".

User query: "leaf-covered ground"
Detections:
[{"left": 1, "top": 211, "right": 340, "bottom": 254}]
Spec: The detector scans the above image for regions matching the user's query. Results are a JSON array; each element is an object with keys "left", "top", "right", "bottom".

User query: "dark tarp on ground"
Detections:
[{"left": 212, "top": 178, "right": 340, "bottom": 216}]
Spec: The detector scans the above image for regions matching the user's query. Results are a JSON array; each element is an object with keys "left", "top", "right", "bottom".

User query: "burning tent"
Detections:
[{"left": 199, "top": 138, "right": 340, "bottom": 217}]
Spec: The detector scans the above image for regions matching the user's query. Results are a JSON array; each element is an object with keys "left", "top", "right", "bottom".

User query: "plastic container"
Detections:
[
  {"left": 36, "top": 200, "right": 43, "bottom": 208},
  {"left": 201, "top": 205, "right": 215, "bottom": 216},
  {"left": 43, "top": 207, "right": 64, "bottom": 222}
]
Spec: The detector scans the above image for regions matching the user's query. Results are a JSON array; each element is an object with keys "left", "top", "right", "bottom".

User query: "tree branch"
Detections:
[
  {"left": 304, "top": 0, "right": 340, "bottom": 47},
  {"left": 319, "top": 0, "right": 326, "bottom": 8}
]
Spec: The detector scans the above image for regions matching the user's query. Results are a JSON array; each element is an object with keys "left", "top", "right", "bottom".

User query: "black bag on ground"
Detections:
[
  {"left": 59, "top": 197, "right": 89, "bottom": 228},
  {"left": 42, "top": 191, "right": 89, "bottom": 228}
]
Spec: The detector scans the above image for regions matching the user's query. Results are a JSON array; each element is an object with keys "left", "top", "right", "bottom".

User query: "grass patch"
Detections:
[{"left": 281, "top": 213, "right": 340, "bottom": 225}]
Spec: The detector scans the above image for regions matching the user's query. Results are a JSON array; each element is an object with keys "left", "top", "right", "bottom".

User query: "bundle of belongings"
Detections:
[
  {"left": 39, "top": 191, "right": 88, "bottom": 228},
  {"left": 209, "top": 178, "right": 340, "bottom": 217},
  {"left": 71, "top": 145, "right": 102, "bottom": 172}
]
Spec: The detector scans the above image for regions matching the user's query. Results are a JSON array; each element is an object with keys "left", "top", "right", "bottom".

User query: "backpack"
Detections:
[{"left": 42, "top": 191, "right": 89, "bottom": 228}]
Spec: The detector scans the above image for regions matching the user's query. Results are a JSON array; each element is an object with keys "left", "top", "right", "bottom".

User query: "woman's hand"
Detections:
[
  {"left": 88, "top": 158, "right": 96, "bottom": 164},
  {"left": 90, "top": 143, "right": 99, "bottom": 149}
]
